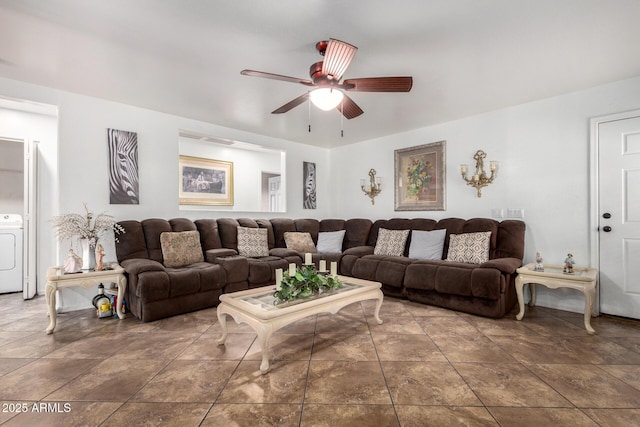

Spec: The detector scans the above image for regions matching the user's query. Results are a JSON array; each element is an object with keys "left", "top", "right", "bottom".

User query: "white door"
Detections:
[
  {"left": 597, "top": 113, "right": 640, "bottom": 318},
  {"left": 23, "top": 139, "right": 37, "bottom": 299},
  {"left": 268, "top": 175, "right": 281, "bottom": 212}
]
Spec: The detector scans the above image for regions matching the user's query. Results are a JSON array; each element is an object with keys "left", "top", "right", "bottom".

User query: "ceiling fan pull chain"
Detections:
[
  {"left": 308, "top": 96, "right": 312, "bottom": 133},
  {"left": 341, "top": 100, "right": 344, "bottom": 137}
]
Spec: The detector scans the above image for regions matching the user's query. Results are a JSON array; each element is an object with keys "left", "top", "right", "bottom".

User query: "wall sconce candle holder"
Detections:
[
  {"left": 460, "top": 150, "right": 497, "bottom": 197},
  {"left": 361, "top": 168, "right": 382, "bottom": 205}
]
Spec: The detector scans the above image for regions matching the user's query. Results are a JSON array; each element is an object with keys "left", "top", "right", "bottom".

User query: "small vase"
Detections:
[{"left": 80, "top": 238, "right": 96, "bottom": 270}]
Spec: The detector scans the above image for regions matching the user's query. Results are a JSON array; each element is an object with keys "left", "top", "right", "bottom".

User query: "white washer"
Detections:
[{"left": 0, "top": 214, "right": 23, "bottom": 293}]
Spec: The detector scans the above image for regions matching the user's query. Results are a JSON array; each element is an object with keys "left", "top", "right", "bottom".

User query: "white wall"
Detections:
[{"left": 331, "top": 75, "right": 640, "bottom": 313}]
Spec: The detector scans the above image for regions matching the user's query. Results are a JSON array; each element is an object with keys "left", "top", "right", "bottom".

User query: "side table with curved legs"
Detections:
[
  {"left": 45, "top": 264, "right": 127, "bottom": 334},
  {"left": 515, "top": 263, "right": 598, "bottom": 334}
]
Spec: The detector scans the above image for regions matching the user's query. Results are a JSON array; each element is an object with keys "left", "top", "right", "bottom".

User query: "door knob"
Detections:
[
  {"left": 603, "top": 226, "right": 612, "bottom": 232},
  {"left": 602, "top": 213, "right": 611, "bottom": 219}
]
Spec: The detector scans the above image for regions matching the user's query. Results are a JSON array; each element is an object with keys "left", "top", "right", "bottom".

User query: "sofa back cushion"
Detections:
[
  {"left": 462, "top": 218, "right": 499, "bottom": 259},
  {"left": 270, "top": 218, "right": 297, "bottom": 248},
  {"left": 295, "top": 219, "right": 320, "bottom": 243},
  {"left": 115, "top": 220, "right": 149, "bottom": 262},
  {"left": 344, "top": 218, "right": 373, "bottom": 249},
  {"left": 496, "top": 220, "right": 526, "bottom": 259},
  {"left": 141, "top": 219, "right": 173, "bottom": 263},
  {"left": 217, "top": 218, "right": 241, "bottom": 251},
  {"left": 194, "top": 219, "right": 223, "bottom": 250},
  {"left": 160, "top": 230, "right": 204, "bottom": 267},
  {"left": 255, "top": 219, "right": 277, "bottom": 249}
]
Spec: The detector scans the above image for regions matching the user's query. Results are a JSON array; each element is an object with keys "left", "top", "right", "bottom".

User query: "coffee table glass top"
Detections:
[{"left": 239, "top": 282, "right": 363, "bottom": 312}]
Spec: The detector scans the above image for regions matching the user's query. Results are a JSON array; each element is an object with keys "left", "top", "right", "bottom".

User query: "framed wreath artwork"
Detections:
[
  {"left": 178, "top": 155, "right": 234, "bottom": 206},
  {"left": 394, "top": 141, "right": 446, "bottom": 211}
]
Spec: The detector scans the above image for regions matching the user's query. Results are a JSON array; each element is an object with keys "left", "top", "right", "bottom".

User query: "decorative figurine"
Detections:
[
  {"left": 534, "top": 251, "right": 544, "bottom": 271},
  {"left": 563, "top": 253, "right": 575, "bottom": 274},
  {"left": 95, "top": 243, "right": 105, "bottom": 271},
  {"left": 63, "top": 248, "right": 83, "bottom": 273}
]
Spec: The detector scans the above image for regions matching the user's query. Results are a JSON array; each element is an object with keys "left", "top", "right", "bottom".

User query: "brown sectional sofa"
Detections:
[{"left": 115, "top": 217, "right": 525, "bottom": 322}]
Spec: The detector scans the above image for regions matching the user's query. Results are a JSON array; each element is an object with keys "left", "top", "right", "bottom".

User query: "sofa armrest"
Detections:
[
  {"left": 343, "top": 246, "right": 374, "bottom": 257},
  {"left": 205, "top": 248, "right": 238, "bottom": 262},
  {"left": 120, "top": 258, "right": 166, "bottom": 274},
  {"left": 479, "top": 257, "right": 522, "bottom": 274}
]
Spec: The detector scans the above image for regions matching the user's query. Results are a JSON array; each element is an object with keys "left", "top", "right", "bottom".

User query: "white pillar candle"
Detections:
[
  {"left": 275, "top": 268, "right": 283, "bottom": 290},
  {"left": 330, "top": 261, "right": 337, "bottom": 277},
  {"left": 305, "top": 252, "right": 312, "bottom": 265},
  {"left": 319, "top": 260, "right": 327, "bottom": 272},
  {"left": 289, "top": 263, "right": 296, "bottom": 276}
]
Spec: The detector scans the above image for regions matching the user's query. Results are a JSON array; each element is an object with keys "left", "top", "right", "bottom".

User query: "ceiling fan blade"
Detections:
[
  {"left": 343, "top": 76, "right": 413, "bottom": 92},
  {"left": 321, "top": 39, "right": 357, "bottom": 81},
  {"left": 338, "top": 94, "right": 364, "bottom": 119},
  {"left": 241, "top": 69, "right": 314, "bottom": 86},
  {"left": 272, "top": 93, "right": 309, "bottom": 114}
]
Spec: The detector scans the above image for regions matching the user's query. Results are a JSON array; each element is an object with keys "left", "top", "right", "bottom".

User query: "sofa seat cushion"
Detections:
[
  {"left": 420, "top": 264, "right": 503, "bottom": 300},
  {"left": 352, "top": 255, "right": 412, "bottom": 288},
  {"left": 247, "top": 257, "right": 290, "bottom": 285},
  {"left": 213, "top": 255, "right": 249, "bottom": 284},
  {"left": 166, "top": 262, "right": 225, "bottom": 296}
]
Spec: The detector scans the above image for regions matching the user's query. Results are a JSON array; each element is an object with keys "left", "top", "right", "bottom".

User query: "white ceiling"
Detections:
[{"left": 1, "top": 0, "right": 639, "bottom": 148}]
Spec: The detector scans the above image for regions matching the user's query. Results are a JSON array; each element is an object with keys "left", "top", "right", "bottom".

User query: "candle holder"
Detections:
[
  {"left": 361, "top": 168, "right": 382, "bottom": 205},
  {"left": 460, "top": 150, "right": 497, "bottom": 197}
]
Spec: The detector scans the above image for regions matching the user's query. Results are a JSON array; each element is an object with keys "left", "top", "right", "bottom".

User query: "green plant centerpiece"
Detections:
[{"left": 274, "top": 265, "right": 343, "bottom": 304}]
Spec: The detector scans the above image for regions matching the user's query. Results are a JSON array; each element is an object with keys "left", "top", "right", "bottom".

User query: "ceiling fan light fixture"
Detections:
[{"left": 309, "top": 87, "right": 344, "bottom": 111}]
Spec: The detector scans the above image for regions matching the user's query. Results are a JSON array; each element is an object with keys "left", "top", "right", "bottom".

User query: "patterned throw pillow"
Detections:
[
  {"left": 237, "top": 226, "right": 270, "bottom": 257},
  {"left": 374, "top": 228, "right": 410, "bottom": 256},
  {"left": 284, "top": 232, "right": 316, "bottom": 253},
  {"left": 446, "top": 231, "right": 492, "bottom": 264},
  {"left": 316, "top": 230, "right": 346, "bottom": 253},
  {"left": 160, "top": 230, "right": 204, "bottom": 268}
]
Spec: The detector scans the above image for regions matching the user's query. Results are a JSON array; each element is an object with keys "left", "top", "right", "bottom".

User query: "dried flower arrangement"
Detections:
[{"left": 51, "top": 203, "right": 125, "bottom": 248}]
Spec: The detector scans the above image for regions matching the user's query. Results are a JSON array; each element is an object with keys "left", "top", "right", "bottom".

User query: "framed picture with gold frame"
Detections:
[
  {"left": 179, "top": 155, "right": 234, "bottom": 206},
  {"left": 394, "top": 141, "right": 446, "bottom": 211}
]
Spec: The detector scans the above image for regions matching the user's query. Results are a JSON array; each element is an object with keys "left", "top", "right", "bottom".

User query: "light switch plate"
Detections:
[
  {"left": 491, "top": 208, "right": 504, "bottom": 219},
  {"left": 507, "top": 208, "right": 525, "bottom": 218}
]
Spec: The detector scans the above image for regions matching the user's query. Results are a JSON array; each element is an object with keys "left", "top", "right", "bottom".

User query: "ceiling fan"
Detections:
[{"left": 241, "top": 38, "right": 413, "bottom": 119}]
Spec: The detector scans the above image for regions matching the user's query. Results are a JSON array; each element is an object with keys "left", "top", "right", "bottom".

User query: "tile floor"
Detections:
[{"left": 1, "top": 292, "right": 640, "bottom": 426}]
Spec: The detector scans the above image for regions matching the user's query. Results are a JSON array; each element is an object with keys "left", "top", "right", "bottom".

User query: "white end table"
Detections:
[
  {"left": 45, "top": 264, "right": 127, "bottom": 334},
  {"left": 515, "top": 263, "right": 598, "bottom": 334}
]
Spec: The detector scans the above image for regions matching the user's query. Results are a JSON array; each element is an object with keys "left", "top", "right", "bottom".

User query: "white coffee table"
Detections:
[
  {"left": 515, "top": 263, "right": 598, "bottom": 334},
  {"left": 216, "top": 275, "right": 383, "bottom": 373}
]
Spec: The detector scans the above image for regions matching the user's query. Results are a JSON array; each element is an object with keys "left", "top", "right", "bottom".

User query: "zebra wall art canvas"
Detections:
[
  {"left": 303, "top": 161, "right": 316, "bottom": 209},
  {"left": 107, "top": 128, "right": 139, "bottom": 204}
]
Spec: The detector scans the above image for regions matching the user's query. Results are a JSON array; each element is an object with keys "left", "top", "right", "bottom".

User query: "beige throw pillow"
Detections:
[
  {"left": 284, "top": 232, "right": 316, "bottom": 253},
  {"left": 446, "top": 231, "right": 491, "bottom": 264},
  {"left": 374, "top": 228, "right": 410, "bottom": 256},
  {"left": 160, "top": 230, "right": 204, "bottom": 268},
  {"left": 237, "top": 226, "right": 270, "bottom": 257}
]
